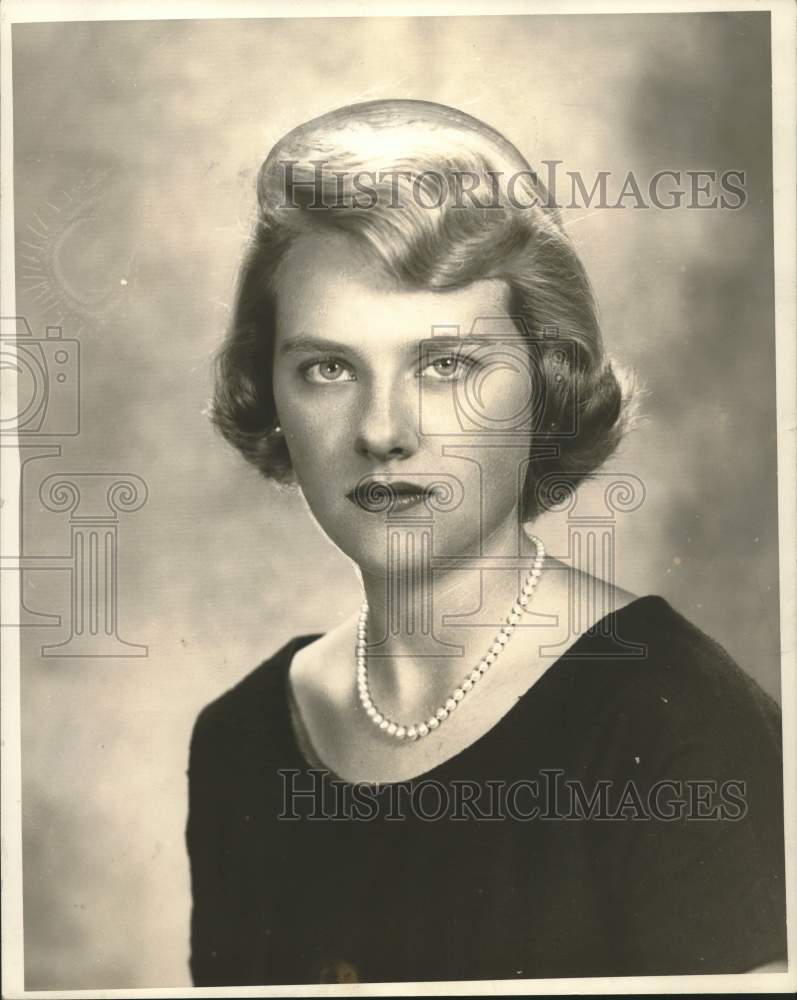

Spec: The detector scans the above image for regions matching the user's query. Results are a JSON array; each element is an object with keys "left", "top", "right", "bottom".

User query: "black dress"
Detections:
[{"left": 185, "top": 595, "right": 786, "bottom": 985}]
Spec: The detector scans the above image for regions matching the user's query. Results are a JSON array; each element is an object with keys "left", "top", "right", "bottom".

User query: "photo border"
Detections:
[{"left": 1, "top": 1, "right": 794, "bottom": 996}]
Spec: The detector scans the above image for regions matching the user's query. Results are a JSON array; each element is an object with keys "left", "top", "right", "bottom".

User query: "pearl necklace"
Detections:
[{"left": 356, "top": 536, "right": 545, "bottom": 741}]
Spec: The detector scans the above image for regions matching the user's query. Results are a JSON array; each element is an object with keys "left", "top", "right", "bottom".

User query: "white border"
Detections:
[
  {"left": 0, "top": 0, "right": 794, "bottom": 22},
  {"left": 1, "top": 0, "right": 24, "bottom": 998},
  {"left": 772, "top": 0, "right": 797, "bottom": 989},
  {"left": 0, "top": 1, "right": 794, "bottom": 997}
]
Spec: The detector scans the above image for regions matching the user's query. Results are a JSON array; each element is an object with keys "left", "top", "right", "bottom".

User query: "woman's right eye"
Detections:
[{"left": 302, "top": 360, "right": 356, "bottom": 384}]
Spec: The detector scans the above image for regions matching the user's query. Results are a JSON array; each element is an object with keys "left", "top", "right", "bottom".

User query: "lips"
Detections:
[{"left": 347, "top": 479, "right": 439, "bottom": 513}]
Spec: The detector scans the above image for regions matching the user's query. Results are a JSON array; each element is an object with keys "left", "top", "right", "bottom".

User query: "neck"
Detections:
[{"left": 356, "top": 516, "right": 543, "bottom": 709}]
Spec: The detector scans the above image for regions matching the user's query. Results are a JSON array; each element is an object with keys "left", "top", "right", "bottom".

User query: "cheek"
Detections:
[
  {"left": 273, "top": 376, "right": 350, "bottom": 481},
  {"left": 475, "top": 365, "right": 535, "bottom": 429},
  {"left": 282, "top": 409, "right": 338, "bottom": 480},
  {"left": 449, "top": 389, "right": 533, "bottom": 515},
  {"left": 420, "top": 362, "right": 534, "bottom": 437},
  {"left": 478, "top": 448, "right": 528, "bottom": 509}
]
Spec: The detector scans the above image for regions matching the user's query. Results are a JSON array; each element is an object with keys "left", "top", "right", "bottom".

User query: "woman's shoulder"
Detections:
[
  {"left": 189, "top": 633, "right": 320, "bottom": 760},
  {"left": 611, "top": 595, "right": 778, "bottom": 706},
  {"left": 573, "top": 593, "right": 782, "bottom": 758}
]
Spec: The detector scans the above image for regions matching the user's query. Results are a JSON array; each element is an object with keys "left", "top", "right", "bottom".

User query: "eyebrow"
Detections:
[
  {"left": 277, "top": 334, "right": 500, "bottom": 357},
  {"left": 277, "top": 335, "right": 362, "bottom": 357}
]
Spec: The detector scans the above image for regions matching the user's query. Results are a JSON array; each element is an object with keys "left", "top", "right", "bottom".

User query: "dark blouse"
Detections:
[{"left": 186, "top": 595, "right": 786, "bottom": 985}]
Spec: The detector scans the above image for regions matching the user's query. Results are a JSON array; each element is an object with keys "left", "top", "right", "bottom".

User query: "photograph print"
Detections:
[{"left": 1, "top": 2, "right": 793, "bottom": 995}]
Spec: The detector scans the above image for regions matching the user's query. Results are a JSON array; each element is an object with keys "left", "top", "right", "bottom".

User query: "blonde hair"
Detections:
[{"left": 212, "top": 99, "right": 639, "bottom": 517}]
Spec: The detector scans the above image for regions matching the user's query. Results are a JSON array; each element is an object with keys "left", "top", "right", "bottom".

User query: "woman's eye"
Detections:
[
  {"left": 302, "top": 360, "right": 356, "bottom": 384},
  {"left": 422, "top": 355, "right": 474, "bottom": 380}
]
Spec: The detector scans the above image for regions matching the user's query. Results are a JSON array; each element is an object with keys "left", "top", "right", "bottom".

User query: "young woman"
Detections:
[{"left": 187, "top": 100, "right": 786, "bottom": 985}]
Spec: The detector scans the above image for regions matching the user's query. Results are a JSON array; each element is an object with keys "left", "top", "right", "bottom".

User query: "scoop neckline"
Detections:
[{"left": 278, "top": 594, "right": 670, "bottom": 788}]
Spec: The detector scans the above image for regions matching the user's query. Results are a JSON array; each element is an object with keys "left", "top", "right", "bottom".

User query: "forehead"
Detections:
[{"left": 273, "top": 233, "right": 511, "bottom": 344}]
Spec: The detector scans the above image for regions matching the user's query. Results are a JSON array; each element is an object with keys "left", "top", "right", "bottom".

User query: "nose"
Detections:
[{"left": 353, "top": 380, "right": 420, "bottom": 462}]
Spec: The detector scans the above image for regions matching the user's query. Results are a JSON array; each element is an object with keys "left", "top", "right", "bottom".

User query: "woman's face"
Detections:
[{"left": 272, "top": 233, "right": 536, "bottom": 573}]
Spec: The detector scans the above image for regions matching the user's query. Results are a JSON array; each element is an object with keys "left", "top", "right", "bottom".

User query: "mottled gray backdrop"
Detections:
[{"left": 11, "top": 12, "right": 778, "bottom": 989}]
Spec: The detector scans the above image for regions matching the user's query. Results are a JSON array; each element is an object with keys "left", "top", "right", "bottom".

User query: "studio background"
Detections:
[{"left": 11, "top": 12, "right": 779, "bottom": 989}]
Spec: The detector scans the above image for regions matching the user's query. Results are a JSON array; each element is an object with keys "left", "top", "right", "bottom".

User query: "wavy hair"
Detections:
[{"left": 211, "top": 99, "right": 640, "bottom": 518}]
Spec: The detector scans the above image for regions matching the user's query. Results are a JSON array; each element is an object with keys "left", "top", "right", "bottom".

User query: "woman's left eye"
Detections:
[
  {"left": 302, "top": 360, "right": 356, "bottom": 384},
  {"left": 421, "top": 355, "right": 474, "bottom": 380}
]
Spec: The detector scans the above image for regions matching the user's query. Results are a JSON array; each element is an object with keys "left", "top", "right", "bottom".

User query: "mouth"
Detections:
[{"left": 346, "top": 479, "right": 440, "bottom": 513}]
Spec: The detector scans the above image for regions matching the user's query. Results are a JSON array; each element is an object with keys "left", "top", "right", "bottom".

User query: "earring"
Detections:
[{"left": 272, "top": 423, "right": 283, "bottom": 435}]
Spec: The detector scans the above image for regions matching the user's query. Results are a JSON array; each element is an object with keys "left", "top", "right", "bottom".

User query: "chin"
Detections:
[{"left": 337, "top": 517, "right": 483, "bottom": 578}]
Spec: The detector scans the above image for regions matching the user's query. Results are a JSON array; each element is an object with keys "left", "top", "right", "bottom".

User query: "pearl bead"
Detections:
[
  {"left": 387, "top": 722, "right": 397, "bottom": 736},
  {"left": 470, "top": 670, "right": 481, "bottom": 683},
  {"left": 519, "top": 595, "right": 529, "bottom": 606},
  {"left": 366, "top": 706, "right": 377, "bottom": 718},
  {"left": 486, "top": 652, "right": 496, "bottom": 663},
  {"left": 491, "top": 642, "right": 502, "bottom": 655},
  {"left": 453, "top": 688, "right": 465, "bottom": 701},
  {"left": 418, "top": 723, "right": 429, "bottom": 737},
  {"left": 373, "top": 714, "right": 383, "bottom": 725},
  {"left": 497, "top": 633, "right": 509, "bottom": 645},
  {"left": 436, "top": 707, "right": 448, "bottom": 721},
  {"left": 462, "top": 679, "right": 473, "bottom": 692},
  {"left": 478, "top": 661, "right": 490, "bottom": 674},
  {"left": 531, "top": 568, "right": 542, "bottom": 578},
  {"left": 380, "top": 719, "right": 389, "bottom": 731},
  {"left": 395, "top": 726, "right": 406, "bottom": 739},
  {"left": 406, "top": 726, "right": 417, "bottom": 740},
  {"left": 509, "top": 613, "right": 520, "bottom": 624},
  {"left": 445, "top": 698, "right": 457, "bottom": 712},
  {"left": 428, "top": 717, "right": 440, "bottom": 730}
]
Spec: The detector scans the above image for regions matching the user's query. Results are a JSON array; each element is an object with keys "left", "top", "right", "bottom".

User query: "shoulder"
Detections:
[
  {"left": 189, "top": 633, "right": 319, "bottom": 768},
  {"left": 615, "top": 595, "right": 778, "bottom": 720},
  {"left": 571, "top": 594, "right": 782, "bottom": 769}
]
